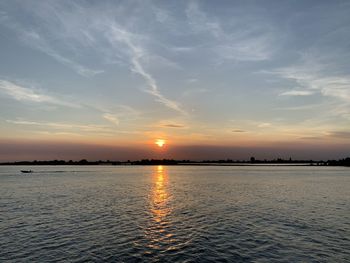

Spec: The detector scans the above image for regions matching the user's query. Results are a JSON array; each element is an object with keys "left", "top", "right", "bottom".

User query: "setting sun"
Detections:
[{"left": 155, "top": 139, "right": 166, "bottom": 147}]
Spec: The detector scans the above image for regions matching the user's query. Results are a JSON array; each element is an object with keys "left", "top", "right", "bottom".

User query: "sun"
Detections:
[{"left": 155, "top": 139, "right": 166, "bottom": 147}]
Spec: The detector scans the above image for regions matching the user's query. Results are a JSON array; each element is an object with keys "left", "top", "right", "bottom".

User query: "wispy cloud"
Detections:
[
  {"left": 279, "top": 90, "right": 314, "bottom": 96},
  {"left": 187, "top": 78, "right": 198, "bottom": 84},
  {"left": 162, "top": 123, "right": 186, "bottom": 128},
  {"left": 269, "top": 57, "right": 350, "bottom": 102},
  {"left": 102, "top": 113, "right": 119, "bottom": 125},
  {"left": 182, "top": 87, "right": 208, "bottom": 97},
  {"left": 186, "top": 1, "right": 223, "bottom": 38},
  {"left": 186, "top": 1, "right": 274, "bottom": 62},
  {"left": 275, "top": 104, "right": 322, "bottom": 111},
  {"left": 0, "top": 11, "right": 102, "bottom": 77},
  {"left": 267, "top": 55, "right": 350, "bottom": 120},
  {"left": 21, "top": 30, "right": 103, "bottom": 77},
  {"left": 0, "top": 79, "right": 77, "bottom": 107},
  {"left": 330, "top": 102, "right": 350, "bottom": 120},
  {"left": 2, "top": 2, "right": 187, "bottom": 114},
  {"left": 258, "top": 122, "right": 272, "bottom": 128},
  {"left": 99, "top": 105, "right": 141, "bottom": 126},
  {"left": 0, "top": 80, "right": 52, "bottom": 102},
  {"left": 298, "top": 136, "right": 323, "bottom": 140},
  {"left": 34, "top": 131, "right": 84, "bottom": 137},
  {"left": 152, "top": 5, "right": 171, "bottom": 23},
  {"left": 106, "top": 24, "right": 187, "bottom": 115},
  {"left": 299, "top": 131, "right": 350, "bottom": 140},
  {"left": 326, "top": 131, "right": 350, "bottom": 139},
  {"left": 7, "top": 119, "right": 113, "bottom": 133}
]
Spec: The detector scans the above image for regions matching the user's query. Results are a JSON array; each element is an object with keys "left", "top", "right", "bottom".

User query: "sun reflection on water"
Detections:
[
  {"left": 151, "top": 165, "right": 171, "bottom": 223},
  {"left": 144, "top": 165, "right": 174, "bottom": 252}
]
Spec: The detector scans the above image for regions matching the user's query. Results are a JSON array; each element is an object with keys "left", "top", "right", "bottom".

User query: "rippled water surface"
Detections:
[{"left": 1, "top": 165, "right": 349, "bottom": 262}]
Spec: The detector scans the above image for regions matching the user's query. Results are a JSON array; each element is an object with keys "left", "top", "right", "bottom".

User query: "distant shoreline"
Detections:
[{"left": 0, "top": 158, "right": 349, "bottom": 167}]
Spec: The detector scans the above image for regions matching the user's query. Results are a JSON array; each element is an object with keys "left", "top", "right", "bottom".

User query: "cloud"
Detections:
[
  {"left": 279, "top": 90, "right": 314, "bottom": 96},
  {"left": 298, "top": 136, "right": 322, "bottom": 140},
  {"left": 35, "top": 131, "right": 84, "bottom": 137},
  {"left": 0, "top": 79, "right": 77, "bottom": 107},
  {"left": 1, "top": 13, "right": 102, "bottom": 77},
  {"left": 7, "top": 119, "right": 113, "bottom": 133},
  {"left": 185, "top": 1, "right": 274, "bottom": 62},
  {"left": 0, "top": 80, "right": 52, "bottom": 102},
  {"left": 2, "top": 1, "right": 187, "bottom": 114},
  {"left": 269, "top": 58, "right": 350, "bottom": 101},
  {"left": 330, "top": 103, "right": 350, "bottom": 120},
  {"left": 326, "top": 131, "right": 350, "bottom": 139},
  {"left": 265, "top": 53, "right": 350, "bottom": 120},
  {"left": 182, "top": 87, "right": 208, "bottom": 97},
  {"left": 21, "top": 31, "right": 103, "bottom": 77},
  {"left": 170, "top": 46, "right": 196, "bottom": 53},
  {"left": 187, "top": 78, "right": 198, "bottom": 83},
  {"left": 258, "top": 123, "right": 271, "bottom": 128},
  {"left": 275, "top": 104, "right": 322, "bottom": 111},
  {"left": 152, "top": 6, "right": 170, "bottom": 23},
  {"left": 102, "top": 113, "right": 119, "bottom": 125},
  {"left": 186, "top": 1, "right": 223, "bottom": 38},
  {"left": 162, "top": 123, "right": 185, "bottom": 128},
  {"left": 299, "top": 131, "right": 350, "bottom": 140},
  {"left": 99, "top": 105, "right": 140, "bottom": 125},
  {"left": 106, "top": 24, "right": 187, "bottom": 115},
  {"left": 232, "top": 129, "right": 246, "bottom": 133}
]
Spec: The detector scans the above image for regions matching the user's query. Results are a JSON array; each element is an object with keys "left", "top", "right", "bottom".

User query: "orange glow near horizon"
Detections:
[{"left": 155, "top": 139, "right": 166, "bottom": 148}]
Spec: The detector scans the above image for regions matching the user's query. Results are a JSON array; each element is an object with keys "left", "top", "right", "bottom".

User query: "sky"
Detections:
[{"left": 0, "top": 0, "right": 350, "bottom": 161}]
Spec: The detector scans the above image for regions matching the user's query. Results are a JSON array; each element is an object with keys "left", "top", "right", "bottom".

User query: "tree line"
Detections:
[{"left": 0, "top": 157, "right": 349, "bottom": 166}]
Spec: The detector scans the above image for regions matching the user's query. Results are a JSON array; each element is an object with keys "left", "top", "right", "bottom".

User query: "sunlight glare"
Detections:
[{"left": 155, "top": 139, "right": 166, "bottom": 147}]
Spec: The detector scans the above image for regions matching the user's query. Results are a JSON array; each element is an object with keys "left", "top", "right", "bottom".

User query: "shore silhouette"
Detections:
[{"left": 1, "top": 157, "right": 349, "bottom": 166}]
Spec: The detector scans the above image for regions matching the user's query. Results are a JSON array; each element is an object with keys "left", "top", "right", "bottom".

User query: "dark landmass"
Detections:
[{"left": 0, "top": 157, "right": 349, "bottom": 166}]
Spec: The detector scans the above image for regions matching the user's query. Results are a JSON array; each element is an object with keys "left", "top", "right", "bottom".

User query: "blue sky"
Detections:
[{"left": 0, "top": 0, "right": 349, "bottom": 160}]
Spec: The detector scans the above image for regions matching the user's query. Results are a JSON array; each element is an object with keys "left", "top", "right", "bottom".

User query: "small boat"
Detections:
[{"left": 21, "top": 170, "right": 33, "bottom": 173}]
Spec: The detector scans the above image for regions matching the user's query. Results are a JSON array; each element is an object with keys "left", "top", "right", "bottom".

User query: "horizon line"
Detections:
[{"left": 1, "top": 157, "right": 349, "bottom": 166}]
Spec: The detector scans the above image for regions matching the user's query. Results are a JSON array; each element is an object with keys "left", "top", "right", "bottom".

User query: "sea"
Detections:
[{"left": 0, "top": 165, "right": 349, "bottom": 262}]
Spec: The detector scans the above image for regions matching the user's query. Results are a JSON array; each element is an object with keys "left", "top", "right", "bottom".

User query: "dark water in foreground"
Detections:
[{"left": 0, "top": 165, "right": 349, "bottom": 262}]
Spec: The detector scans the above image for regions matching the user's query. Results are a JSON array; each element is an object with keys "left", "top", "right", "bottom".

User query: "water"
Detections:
[{"left": 0, "top": 165, "right": 349, "bottom": 262}]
